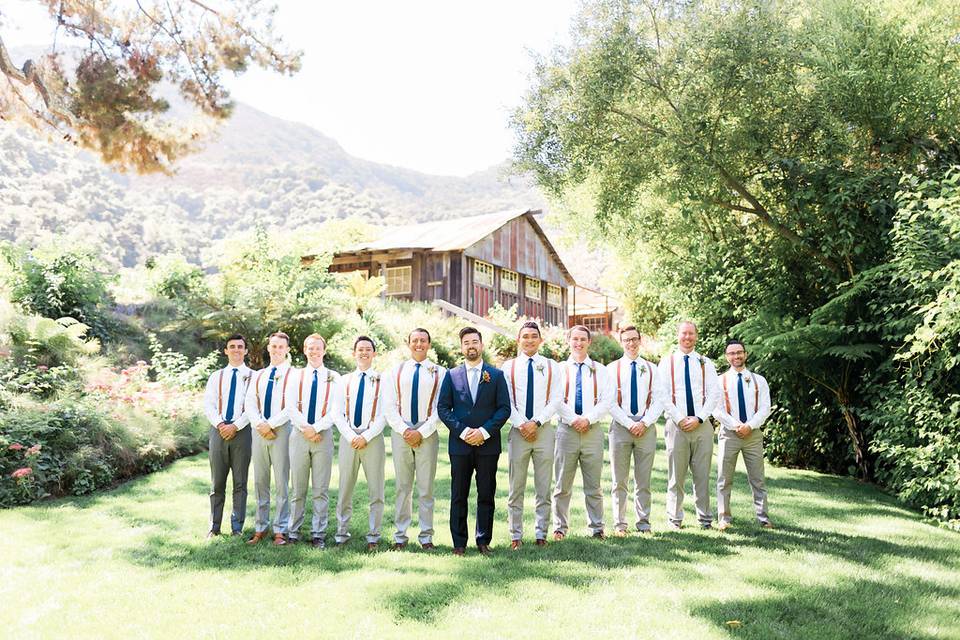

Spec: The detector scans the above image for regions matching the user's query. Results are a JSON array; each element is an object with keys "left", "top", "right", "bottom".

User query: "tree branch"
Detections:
[{"left": 0, "top": 35, "right": 74, "bottom": 125}]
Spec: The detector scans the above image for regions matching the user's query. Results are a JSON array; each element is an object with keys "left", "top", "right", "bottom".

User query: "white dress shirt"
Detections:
[
  {"left": 243, "top": 363, "right": 292, "bottom": 428},
  {"left": 657, "top": 349, "right": 722, "bottom": 424},
  {"left": 606, "top": 355, "right": 665, "bottom": 428},
  {"left": 557, "top": 356, "right": 612, "bottom": 424},
  {"left": 284, "top": 364, "right": 343, "bottom": 432},
  {"left": 335, "top": 368, "right": 387, "bottom": 442},
  {"left": 203, "top": 364, "right": 253, "bottom": 429},
  {"left": 712, "top": 368, "right": 771, "bottom": 431},
  {"left": 501, "top": 352, "right": 562, "bottom": 428},
  {"left": 459, "top": 363, "right": 491, "bottom": 441},
  {"left": 382, "top": 358, "right": 446, "bottom": 437}
]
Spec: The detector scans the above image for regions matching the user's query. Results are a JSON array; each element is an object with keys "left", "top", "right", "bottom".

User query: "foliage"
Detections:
[{"left": 0, "top": 0, "right": 301, "bottom": 172}]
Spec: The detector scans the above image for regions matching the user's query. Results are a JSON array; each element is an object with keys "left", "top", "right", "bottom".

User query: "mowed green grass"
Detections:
[{"left": 3, "top": 426, "right": 959, "bottom": 640}]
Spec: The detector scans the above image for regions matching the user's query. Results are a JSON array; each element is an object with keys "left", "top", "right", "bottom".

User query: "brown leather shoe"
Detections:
[
  {"left": 391, "top": 542, "right": 407, "bottom": 551},
  {"left": 247, "top": 531, "right": 268, "bottom": 545},
  {"left": 613, "top": 529, "right": 628, "bottom": 538},
  {"left": 452, "top": 547, "right": 466, "bottom": 556},
  {"left": 205, "top": 531, "right": 220, "bottom": 540},
  {"left": 272, "top": 533, "right": 287, "bottom": 546},
  {"left": 535, "top": 538, "right": 547, "bottom": 547},
  {"left": 510, "top": 540, "right": 522, "bottom": 550},
  {"left": 717, "top": 521, "right": 731, "bottom": 532},
  {"left": 367, "top": 542, "right": 379, "bottom": 551},
  {"left": 478, "top": 544, "right": 493, "bottom": 556},
  {"left": 553, "top": 530, "right": 565, "bottom": 541},
  {"left": 760, "top": 521, "right": 775, "bottom": 529},
  {"left": 421, "top": 542, "right": 436, "bottom": 550}
]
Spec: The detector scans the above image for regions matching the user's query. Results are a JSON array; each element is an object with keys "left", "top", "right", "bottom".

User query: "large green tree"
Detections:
[{"left": 513, "top": 0, "right": 960, "bottom": 480}]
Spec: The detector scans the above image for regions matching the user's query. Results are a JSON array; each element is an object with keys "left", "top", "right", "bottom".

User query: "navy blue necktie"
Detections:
[
  {"left": 410, "top": 363, "right": 421, "bottom": 424},
  {"left": 683, "top": 355, "right": 695, "bottom": 417},
  {"left": 737, "top": 373, "right": 748, "bottom": 423},
  {"left": 224, "top": 368, "right": 238, "bottom": 422},
  {"left": 525, "top": 358, "right": 535, "bottom": 420},
  {"left": 307, "top": 369, "right": 319, "bottom": 425},
  {"left": 264, "top": 366, "right": 277, "bottom": 420},
  {"left": 354, "top": 372, "right": 366, "bottom": 428},
  {"left": 575, "top": 363, "right": 584, "bottom": 415},
  {"left": 630, "top": 361, "right": 639, "bottom": 416}
]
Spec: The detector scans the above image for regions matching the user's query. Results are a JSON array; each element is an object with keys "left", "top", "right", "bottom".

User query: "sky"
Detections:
[{"left": 4, "top": 0, "right": 580, "bottom": 176}]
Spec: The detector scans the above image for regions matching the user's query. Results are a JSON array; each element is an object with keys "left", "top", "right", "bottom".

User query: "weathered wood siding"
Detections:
[{"left": 464, "top": 217, "right": 568, "bottom": 285}]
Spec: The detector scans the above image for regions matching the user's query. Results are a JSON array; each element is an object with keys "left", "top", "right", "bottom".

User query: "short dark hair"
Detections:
[
  {"left": 225, "top": 333, "right": 246, "bottom": 348},
  {"left": 725, "top": 338, "right": 746, "bottom": 350},
  {"left": 354, "top": 335, "right": 377, "bottom": 351},
  {"left": 618, "top": 325, "right": 641, "bottom": 339},
  {"left": 459, "top": 326, "right": 482, "bottom": 342},
  {"left": 518, "top": 321, "right": 541, "bottom": 338},
  {"left": 408, "top": 327, "right": 432, "bottom": 343},
  {"left": 568, "top": 324, "right": 591, "bottom": 340},
  {"left": 269, "top": 332, "right": 290, "bottom": 345}
]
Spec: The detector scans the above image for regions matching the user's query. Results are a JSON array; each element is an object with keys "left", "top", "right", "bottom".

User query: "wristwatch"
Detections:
[{"left": 534, "top": 420, "right": 542, "bottom": 428}]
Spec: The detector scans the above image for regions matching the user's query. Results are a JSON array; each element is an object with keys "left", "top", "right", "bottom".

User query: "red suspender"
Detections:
[
  {"left": 297, "top": 368, "right": 331, "bottom": 420},
  {"left": 395, "top": 362, "right": 440, "bottom": 421},
  {"left": 217, "top": 369, "right": 224, "bottom": 415},
  {"left": 616, "top": 361, "right": 622, "bottom": 405},
  {"left": 510, "top": 361, "right": 518, "bottom": 412},
  {"left": 670, "top": 354, "right": 705, "bottom": 406},
  {"left": 346, "top": 372, "right": 383, "bottom": 427},
  {"left": 563, "top": 362, "right": 598, "bottom": 404},
  {"left": 619, "top": 360, "right": 653, "bottom": 413},
  {"left": 255, "top": 370, "right": 265, "bottom": 413},
  {"left": 722, "top": 372, "right": 761, "bottom": 417}
]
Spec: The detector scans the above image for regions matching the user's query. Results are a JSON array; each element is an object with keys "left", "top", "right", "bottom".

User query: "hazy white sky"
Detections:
[{"left": 4, "top": 0, "right": 579, "bottom": 176}]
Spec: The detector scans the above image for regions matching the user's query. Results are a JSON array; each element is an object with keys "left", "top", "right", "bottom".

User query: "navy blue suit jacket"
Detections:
[{"left": 437, "top": 363, "right": 511, "bottom": 456}]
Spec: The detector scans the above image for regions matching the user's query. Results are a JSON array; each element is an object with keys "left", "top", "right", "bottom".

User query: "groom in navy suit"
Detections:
[{"left": 437, "top": 326, "right": 511, "bottom": 556}]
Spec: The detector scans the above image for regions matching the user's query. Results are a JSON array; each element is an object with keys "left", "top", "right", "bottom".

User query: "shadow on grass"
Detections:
[{"left": 691, "top": 574, "right": 960, "bottom": 640}]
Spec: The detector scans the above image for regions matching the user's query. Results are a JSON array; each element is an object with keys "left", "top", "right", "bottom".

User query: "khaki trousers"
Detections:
[
  {"left": 287, "top": 429, "right": 334, "bottom": 540},
  {"left": 665, "top": 420, "right": 713, "bottom": 526},
  {"left": 507, "top": 425, "right": 556, "bottom": 541},
  {"left": 609, "top": 422, "right": 657, "bottom": 532},
  {"left": 391, "top": 430, "right": 439, "bottom": 545},
  {"left": 335, "top": 432, "right": 386, "bottom": 543},
  {"left": 552, "top": 422, "right": 605, "bottom": 535},
  {"left": 716, "top": 428, "right": 769, "bottom": 524}
]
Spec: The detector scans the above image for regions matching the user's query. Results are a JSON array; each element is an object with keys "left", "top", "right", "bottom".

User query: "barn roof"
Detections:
[{"left": 339, "top": 209, "right": 575, "bottom": 285}]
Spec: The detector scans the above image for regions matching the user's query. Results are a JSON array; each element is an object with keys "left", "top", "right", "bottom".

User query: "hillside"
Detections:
[{"left": 0, "top": 103, "right": 546, "bottom": 267}]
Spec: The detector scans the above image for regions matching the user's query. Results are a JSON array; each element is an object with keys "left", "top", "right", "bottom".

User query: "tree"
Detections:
[
  {"left": 513, "top": 0, "right": 960, "bottom": 480},
  {"left": 0, "top": 0, "right": 301, "bottom": 173}
]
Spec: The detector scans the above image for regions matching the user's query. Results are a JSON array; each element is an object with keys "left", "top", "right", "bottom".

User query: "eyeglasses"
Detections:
[{"left": 725, "top": 350, "right": 746, "bottom": 356}]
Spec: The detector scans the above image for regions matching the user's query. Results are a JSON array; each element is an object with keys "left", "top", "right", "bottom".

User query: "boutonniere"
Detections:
[
  {"left": 481, "top": 370, "right": 491, "bottom": 384},
  {"left": 368, "top": 374, "right": 380, "bottom": 384},
  {"left": 588, "top": 364, "right": 596, "bottom": 376},
  {"left": 427, "top": 365, "right": 438, "bottom": 375},
  {"left": 535, "top": 364, "right": 545, "bottom": 375},
  {"left": 743, "top": 376, "right": 752, "bottom": 386},
  {"left": 242, "top": 374, "right": 251, "bottom": 383},
  {"left": 326, "top": 373, "right": 336, "bottom": 383}
]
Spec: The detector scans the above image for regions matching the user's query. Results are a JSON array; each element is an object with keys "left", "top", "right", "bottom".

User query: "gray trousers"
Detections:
[
  {"left": 208, "top": 426, "right": 251, "bottom": 534},
  {"left": 507, "top": 425, "right": 556, "bottom": 541},
  {"left": 391, "top": 429, "right": 439, "bottom": 544},
  {"left": 552, "top": 421, "right": 605, "bottom": 535},
  {"left": 336, "top": 432, "right": 386, "bottom": 543},
  {"left": 609, "top": 421, "right": 657, "bottom": 532},
  {"left": 287, "top": 429, "right": 334, "bottom": 540},
  {"left": 665, "top": 420, "right": 714, "bottom": 526},
  {"left": 251, "top": 422, "right": 291, "bottom": 534},
  {"left": 717, "top": 429, "right": 769, "bottom": 524}
]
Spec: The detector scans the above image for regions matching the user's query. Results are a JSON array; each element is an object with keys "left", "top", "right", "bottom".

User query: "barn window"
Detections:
[
  {"left": 581, "top": 314, "right": 608, "bottom": 334},
  {"left": 385, "top": 266, "right": 412, "bottom": 295},
  {"left": 501, "top": 269, "right": 519, "bottom": 294},
  {"left": 474, "top": 261, "right": 494, "bottom": 288},
  {"left": 546, "top": 284, "right": 562, "bottom": 307},
  {"left": 525, "top": 277, "right": 542, "bottom": 300}
]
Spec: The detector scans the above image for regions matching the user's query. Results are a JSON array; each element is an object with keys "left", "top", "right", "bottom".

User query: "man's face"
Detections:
[
  {"left": 408, "top": 331, "right": 430, "bottom": 359},
  {"left": 461, "top": 332, "right": 483, "bottom": 362},
  {"left": 620, "top": 329, "right": 641, "bottom": 358},
  {"left": 354, "top": 340, "right": 375, "bottom": 368},
  {"left": 725, "top": 343, "right": 747, "bottom": 369},
  {"left": 518, "top": 328, "right": 543, "bottom": 356},
  {"left": 304, "top": 338, "right": 326, "bottom": 367},
  {"left": 569, "top": 328, "right": 591, "bottom": 356},
  {"left": 677, "top": 323, "right": 698, "bottom": 351},
  {"left": 266, "top": 336, "right": 289, "bottom": 365},
  {"left": 224, "top": 339, "right": 247, "bottom": 366}
]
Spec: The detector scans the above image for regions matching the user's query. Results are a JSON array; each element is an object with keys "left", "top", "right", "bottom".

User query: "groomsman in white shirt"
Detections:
[
  {"left": 658, "top": 321, "right": 721, "bottom": 529},
  {"left": 243, "top": 332, "right": 293, "bottom": 545},
  {"left": 202, "top": 334, "right": 253, "bottom": 538},
  {"left": 383, "top": 328, "right": 446, "bottom": 550},
  {"left": 501, "top": 321, "right": 561, "bottom": 549},
  {"left": 285, "top": 333, "right": 344, "bottom": 548},
  {"left": 712, "top": 339, "right": 774, "bottom": 530},
  {"left": 334, "top": 336, "right": 387, "bottom": 550},
  {"left": 606, "top": 325, "right": 665, "bottom": 535},
  {"left": 553, "top": 325, "right": 612, "bottom": 540}
]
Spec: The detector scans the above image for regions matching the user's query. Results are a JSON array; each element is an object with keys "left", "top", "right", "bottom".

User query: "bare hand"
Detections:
[
  {"left": 678, "top": 417, "right": 696, "bottom": 432},
  {"left": 351, "top": 436, "right": 367, "bottom": 450},
  {"left": 571, "top": 418, "right": 590, "bottom": 433},
  {"left": 736, "top": 424, "right": 752, "bottom": 438},
  {"left": 256, "top": 422, "right": 274, "bottom": 439},
  {"left": 220, "top": 423, "right": 238, "bottom": 440},
  {"left": 403, "top": 428, "right": 423, "bottom": 448},
  {"left": 465, "top": 428, "right": 485, "bottom": 446},
  {"left": 303, "top": 426, "right": 318, "bottom": 441},
  {"left": 519, "top": 421, "right": 538, "bottom": 442},
  {"left": 629, "top": 421, "right": 647, "bottom": 438}
]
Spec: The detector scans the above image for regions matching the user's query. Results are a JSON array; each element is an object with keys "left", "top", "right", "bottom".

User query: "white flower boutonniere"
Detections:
[{"left": 535, "top": 364, "right": 545, "bottom": 375}]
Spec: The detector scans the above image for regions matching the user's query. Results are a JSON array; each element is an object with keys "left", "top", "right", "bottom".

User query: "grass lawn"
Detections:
[{"left": 3, "top": 427, "right": 959, "bottom": 640}]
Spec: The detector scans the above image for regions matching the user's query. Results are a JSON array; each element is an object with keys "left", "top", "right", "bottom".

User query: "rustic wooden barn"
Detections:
[{"left": 322, "top": 209, "right": 576, "bottom": 327}]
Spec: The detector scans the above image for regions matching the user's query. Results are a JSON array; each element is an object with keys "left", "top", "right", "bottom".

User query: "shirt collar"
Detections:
[
  {"left": 465, "top": 362, "right": 483, "bottom": 373},
  {"left": 517, "top": 351, "right": 539, "bottom": 364},
  {"left": 353, "top": 368, "right": 377, "bottom": 377},
  {"left": 567, "top": 356, "right": 594, "bottom": 367}
]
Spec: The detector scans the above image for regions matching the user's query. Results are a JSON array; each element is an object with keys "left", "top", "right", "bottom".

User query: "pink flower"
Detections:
[
  {"left": 11, "top": 467, "right": 32, "bottom": 479},
  {"left": 9, "top": 443, "right": 24, "bottom": 451},
  {"left": 37, "top": 365, "right": 48, "bottom": 372},
  {"left": 26, "top": 444, "right": 41, "bottom": 456}
]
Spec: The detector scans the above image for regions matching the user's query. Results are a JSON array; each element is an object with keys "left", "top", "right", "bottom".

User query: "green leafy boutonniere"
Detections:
[
  {"left": 368, "top": 374, "right": 380, "bottom": 384},
  {"left": 427, "top": 365, "right": 438, "bottom": 375},
  {"left": 535, "top": 364, "right": 545, "bottom": 375}
]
